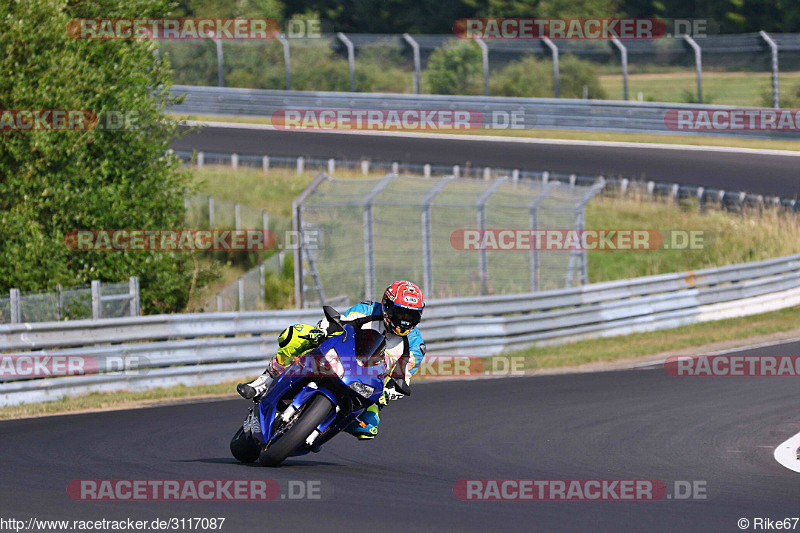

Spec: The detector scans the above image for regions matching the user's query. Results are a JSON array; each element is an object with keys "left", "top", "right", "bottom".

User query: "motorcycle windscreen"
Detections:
[{"left": 354, "top": 329, "right": 386, "bottom": 366}]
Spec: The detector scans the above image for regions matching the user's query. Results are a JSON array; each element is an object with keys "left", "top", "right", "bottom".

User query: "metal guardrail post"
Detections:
[
  {"left": 9, "top": 288, "right": 20, "bottom": 324},
  {"left": 610, "top": 37, "right": 629, "bottom": 101},
  {"left": 293, "top": 172, "right": 330, "bottom": 308},
  {"left": 91, "top": 280, "right": 101, "bottom": 320},
  {"left": 475, "top": 38, "right": 489, "bottom": 96},
  {"left": 683, "top": 35, "right": 703, "bottom": 104},
  {"left": 278, "top": 36, "right": 291, "bottom": 90},
  {"left": 476, "top": 177, "right": 507, "bottom": 295},
  {"left": 760, "top": 31, "right": 779, "bottom": 108},
  {"left": 129, "top": 277, "right": 140, "bottom": 317},
  {"left": 363, "top": 174, "right": 396, "bottom": 300},
  {"left": 403, "top": 34, "right": 421, "bottom": 94},
  {"left": 528, "top": 182, "right": 556, "bottom": 292},
  {"left": 421, "top": 176, "right": 454, "bottom": 296},
  {"left": 213, "top": 38, "right": 224, "bottom": 87},
  {"left": 542, "top": 37, "right": 559, "bottom": 98},
  {"left": 337, "top": 33, "right": 356, "bottom": 92}
]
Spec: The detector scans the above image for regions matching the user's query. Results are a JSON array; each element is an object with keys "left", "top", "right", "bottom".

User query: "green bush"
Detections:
[
  {"left": 0, "top": 0, "right": 216, "bottom": 314},
  {"left": 423, "top": 39, "right": 483, "bottom": 95},
  {"left": 490, "top": 54, "right": 606, "bottom": 99}
]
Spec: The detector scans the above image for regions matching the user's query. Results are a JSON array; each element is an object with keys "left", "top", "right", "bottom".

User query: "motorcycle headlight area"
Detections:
[
  {"left": 321, "top": 348, "right": 345, "bottom": 378},
  {"left": 349, "top": 382, "right": 375, "bottom": 397}
]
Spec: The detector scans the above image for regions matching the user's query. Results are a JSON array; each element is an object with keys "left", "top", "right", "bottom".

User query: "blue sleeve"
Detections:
[
  {"left": 341, "top": 301, "right": 380, "bottom": 321},
  {"left": 405, "top": 327, "right": 426, "bottom": 377}
]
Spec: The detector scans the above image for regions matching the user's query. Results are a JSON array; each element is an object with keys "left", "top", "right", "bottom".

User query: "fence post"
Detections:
[
  {"left": 208, "top": 196, "right": 215, "bottom": 227},
  {"left": 129, "top": 276, "right": 140, "bottom": 317},
  {"left": 337, "top": 32, "right": 356, "bottom": 92},
  {"left": 476, "top": 178, "right": 507, "bottom": 295},
  {"left": 262, "top": 155, "right": 270, "bottom": 173},
  {"left": 542, "top": 37, "right": 559, "bottom": 98},
  {"left": 214, "top": 38, "right": 224, "bottom": 87},
  {"left": 453, "top": 165, "right": 460, "bottom": 178},
  {"left": 234, "top": 203, "right": 241, "bottom": 230},
  {"left": 56, "top": 283, "right": 63, "bottom": 321},
  {"left": 423, "top": 164, "right": 431, "bottom": 178},
  {"left": 760, "top": 31, "right": 779, "bottom": 108},
  {"left": 391, "top": 162, "right": 399, "bottom": 174},
  {"left": 403, "top": 33, "right": 421, "bottom": 94},
  {"left": 91, "top": 280, "right": 101, "bottom": 320},
  {"left": 683, "top": 35, "right": 703, "bottom": 104},
  {"left": 697, "top": 186, "right": 705, "bottom": 213},
  {"left": 327, "top": 158, "right": 335, "bottom": 174},
  {"left": 293, "top": 172, "right": 332, "bottom": 309},
  {"left": 421, "top": 176, "right": 454, "bottom": 297},
  {"left": 262, "top": 210, "right": 269, "bottom": 232},
  {"left": 611, "top": 37, "right": 629, "bottom": 101},
  {"left": 528, "top": 183, "right": 555, "bottom": 292},
  {"left": 231, "top": 153, "right": 238, "bottom": 170},
  {"left": 297, "top": 156, "right": 304, "bottom": 174},
  {"left": 9, "top": 288, "right": 20, "bottom": 324},
  {"left": 197, "top": 151, "right": 204, "bottom": 168},
  {"left": 238, "top": 278, "right": 245, "bottom": 311},
  {"left": 278, "top": 36, "right": 291, "bottom": 90},
  {"left": 363, "top": 175, "right": 396, "bottom": 300},
  {"left": 475, "top": 38, "right": 489, "bottom": 96},
  {"left": 361, "top": 160, "right": 370, "bottom": 175}
]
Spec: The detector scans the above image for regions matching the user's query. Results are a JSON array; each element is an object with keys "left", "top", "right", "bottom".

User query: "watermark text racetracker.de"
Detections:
[
  {"left": 67, "top": 479, "right": 327, "bottom": 501},
  {"left": 453, "top": 18, "right": 713, "bottom": 40},
  {"left": 665, "top": 109, "right": 800, "bottom": 132},
  {"left": 64, "top": 229, "right": 319, "bottom": 251},
  {"left": 0, "top": 110, "right": 141, "bottom": 131},
  {"left": 451, "top": 229, "right": 709, "bottom": 251},
  {"left": 453, "top": 479, "right": 707, "bottom": 500},
  {"left": 66, "top": 18, "right": 327, "bottom": 39},
  {"left": 666, "top": 355, "right": 800, "bottom": 377},
  {"left": 271, "top": 109, "right": 526, "bottom": 130}
]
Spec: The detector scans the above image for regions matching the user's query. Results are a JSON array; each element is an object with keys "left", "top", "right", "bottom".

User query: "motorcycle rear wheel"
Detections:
[{"left": 259, "top": 394, "right": 333, "bottom": 466}]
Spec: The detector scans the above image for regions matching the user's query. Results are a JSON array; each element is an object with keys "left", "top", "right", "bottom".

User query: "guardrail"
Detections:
[
  {"left": 2, "top": 253, "right": 800, "bottom": 406},
  {"left": 169, "top": 85, "right": 800, "bottom": 139}
]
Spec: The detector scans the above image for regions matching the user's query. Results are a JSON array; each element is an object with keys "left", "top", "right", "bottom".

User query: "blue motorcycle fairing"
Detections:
[{"left": 254, "top": 324, "right": 386, "bottom": 454}]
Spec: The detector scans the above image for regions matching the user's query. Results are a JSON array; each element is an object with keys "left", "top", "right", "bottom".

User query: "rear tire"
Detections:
[
  {"left": 230, "top": 426, "right": 260, "bottom": 463},
  {"left": 259, "top": 394, "right": 333, "bottom": 466}
]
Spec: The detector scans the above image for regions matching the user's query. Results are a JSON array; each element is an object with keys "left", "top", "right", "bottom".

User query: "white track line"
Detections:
[
  {"left": 774, "top": 430, "right": 800, "bottom": 473},
  {"left": 182, "top": 119, "right": 800, "bottom": 158}
]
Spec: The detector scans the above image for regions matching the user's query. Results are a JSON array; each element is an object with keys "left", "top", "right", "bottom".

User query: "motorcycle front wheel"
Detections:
[{"left": 259, "top": 394, "right": 333, "bottom": 466}]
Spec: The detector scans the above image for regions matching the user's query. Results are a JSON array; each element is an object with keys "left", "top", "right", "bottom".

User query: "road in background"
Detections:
[{"left": 172, "top": 126, "right": 800, "bottom": 197}]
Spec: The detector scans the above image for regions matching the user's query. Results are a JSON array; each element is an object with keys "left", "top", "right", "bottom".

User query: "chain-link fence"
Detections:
[
  {"left": 294, "top": 173, "right": 604, "bottom": 308},
  {"left": 205, "top": 250, "right": 288, "bottom": 312},
  {"left": 159, "top": 32, "right": 800, "bottom": 106},
  {"left": 0, "top": 279, "right": 140, "bottom": 324}
]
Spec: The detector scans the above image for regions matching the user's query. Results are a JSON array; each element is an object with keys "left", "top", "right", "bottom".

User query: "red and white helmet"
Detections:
[{"left": 382, "top": 280, "right": 424, "bottom": 336}]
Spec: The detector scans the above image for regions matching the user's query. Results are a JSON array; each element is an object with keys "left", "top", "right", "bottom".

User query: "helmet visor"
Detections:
[{"left": 385, "top": 302, "right": 422, "bottom": 334}]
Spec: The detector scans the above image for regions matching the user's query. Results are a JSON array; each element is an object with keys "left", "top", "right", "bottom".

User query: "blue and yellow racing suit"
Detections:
[{"left": 273, "top": 301, "right": 425, "bottom": 439}]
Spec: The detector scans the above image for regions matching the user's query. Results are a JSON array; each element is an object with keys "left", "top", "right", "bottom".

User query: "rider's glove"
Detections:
[
  {"left": 298, "top": 328, "right": 326, "bottom": 345},
  {"left": 382, "top": 382, "right": 405, "bottom": 403}
]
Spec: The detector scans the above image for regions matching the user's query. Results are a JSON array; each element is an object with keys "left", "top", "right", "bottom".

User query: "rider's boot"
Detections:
[
  {"left": 237, "top": 357, "right": 285, "bottom": 400},
  {"left": 344, "top": 404, "right": 380, "bottom": 440}
]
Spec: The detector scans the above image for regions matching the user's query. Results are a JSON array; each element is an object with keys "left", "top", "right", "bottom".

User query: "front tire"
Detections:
[
  {"left": 259, "top": 394, "right": 333, "bottom": 466},
  {"left": 230, "top": 426, "right": 260, "bottom": 463}
]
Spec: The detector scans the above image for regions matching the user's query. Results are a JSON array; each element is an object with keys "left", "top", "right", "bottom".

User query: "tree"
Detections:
[{"left": 0, "top": 0, "right": 209, "bottom": 313}]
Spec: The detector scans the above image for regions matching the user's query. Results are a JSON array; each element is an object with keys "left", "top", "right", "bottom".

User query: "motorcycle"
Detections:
[{"left": 230, "top": 306, "right": 400, "bottom": 466}]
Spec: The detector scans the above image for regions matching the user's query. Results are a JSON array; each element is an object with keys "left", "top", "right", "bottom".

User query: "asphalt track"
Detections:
[
  {"left": 171, "top": 126, "right": 800, "bottom": 197},
  {"left": 2, "top": 340, "right": 800, "bottom": 532}
]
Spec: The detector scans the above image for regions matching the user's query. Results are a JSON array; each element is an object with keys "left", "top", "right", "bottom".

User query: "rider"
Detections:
[{"left": 237, "top": 280, "right": 426, "bottom": 440}]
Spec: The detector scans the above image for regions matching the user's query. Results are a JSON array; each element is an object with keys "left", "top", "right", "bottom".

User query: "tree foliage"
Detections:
[{"left": 0, "top": 0, "right": 210, "bottom": 314}]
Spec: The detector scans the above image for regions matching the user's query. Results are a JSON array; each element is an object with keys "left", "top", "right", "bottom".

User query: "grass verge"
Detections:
[
  {"left": 501, "top": 305, "right": 800, "bottom": 371},
  {"left": 4, "top": 304, "right": 800, "bottom": 420}
]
